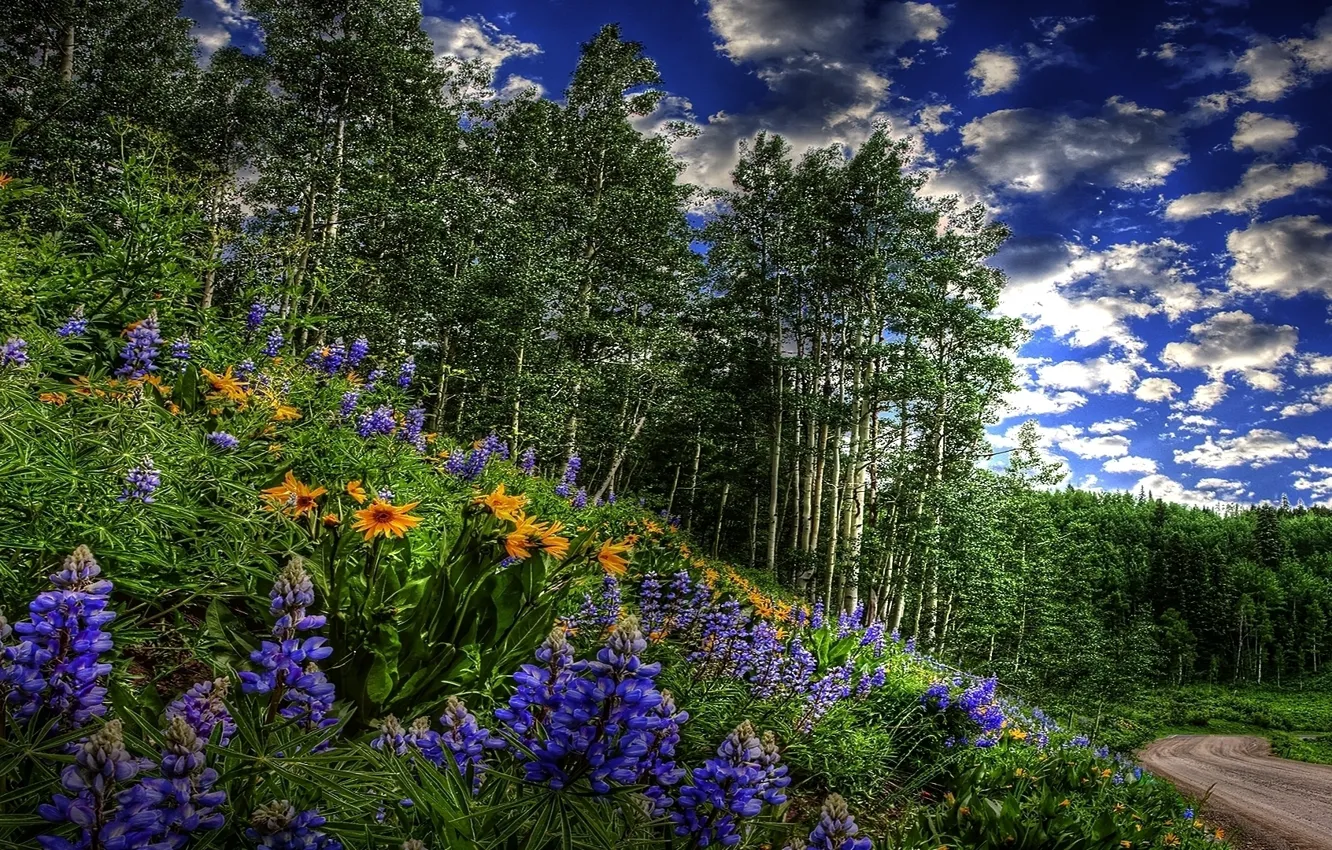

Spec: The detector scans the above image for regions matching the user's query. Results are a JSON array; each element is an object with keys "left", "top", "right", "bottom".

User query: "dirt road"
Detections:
[{"left": 1139, "top": 735, "right": 1332, "bottom": 850}]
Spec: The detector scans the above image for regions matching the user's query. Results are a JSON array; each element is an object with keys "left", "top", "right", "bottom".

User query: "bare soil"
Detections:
[{"left": 1139, "top": 735, "right": 1332, "bottom": 850}]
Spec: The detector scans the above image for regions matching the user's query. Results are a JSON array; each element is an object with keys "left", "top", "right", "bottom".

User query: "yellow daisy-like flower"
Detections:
[
  {"left": 322, "top": 513, "right": 341, "bottom": 528},
  {"left": 39, "top": 391, "right": 68, "bottom": 406},
  {"left": 539, "top": 520, "right": 570, "bottom": 561},
  {"left": 1162, "top": 834, "right": 1179, "bottom": 847},
  {"left": 352, "top": 499, "right": 423, "bottom": 541},
  {"left": 597, "top": 539, "right": 631, "bottom": 577},
  {"left": 505, "top": 512, "right": 543, "bottom": 561},
  {"left": 474, "top": 483, "right": 526, "bottom": 521},
  {"left": 271, "top": 402, "right": 301, "bottom": 422},
  {"left": 261, "top": 471, "right": 327, "bottom": 517},
  {"left": 346, "top": 480, "right": 368, "bottom": 504},
  {"left": 201, "top": 367, "right": 248, "bottom": 406}
]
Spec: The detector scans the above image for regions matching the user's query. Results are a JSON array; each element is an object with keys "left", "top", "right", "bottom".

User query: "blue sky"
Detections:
[{"left": 188, "top": 0, "right": 1332, "bottom": 507}]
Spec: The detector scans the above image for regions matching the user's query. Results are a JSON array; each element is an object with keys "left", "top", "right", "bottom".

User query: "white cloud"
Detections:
[
  {"left": 1174, "top": 428, "right": 1332, "bottom": 469},
  {"left": 1103, "top": 455, "right": 1158, "bottom": 474},
  {"left": 1169, "top": 413, "right": 1219, "bottom": 434},
  {"left": 916, "top": 104, "right": 954, "bottom": 134},
  {"left": 1036, "top": 356, "right": 1138, "bottom": 394},
  {"left": 186, "top": 0, "right": 255, "bottom": 59},
  {"left": 707, "top": 0, "right": 947, "bottom": 63},
  {"left": 497, "top": 74, "right": 546, "bottom": 99},
  {"left": 995, "top": 236, "right": 1209, "bottom": 354},
  {"left": 1232, "top": 112, "right": 1300, "bottom": 152},
  {"left": 968, "top": 48, "right": 1021, "bottom": 95},
  {"left": 421, "top": 15, "right": 542, "bottom": 69},
  {"left": 1227, "top": 215, "right": 1332, "bottom": 299},
  {"left": 1293, "top": 464, "right": 1332, "bottom": 502},
  {"left": 1132, "top": 473, "right": 1244, "bottom": 506},
  {"left": 1061, "top": 434, "right": 1132, "bottom": 459},
  {"left": 1089, "top": 417, "right": 1138, "bottom": 434},
  {"left": 1297, "top": 354, "right": 1332, "bottom": 376},
  {"left": 1135, "top": 377, "right": 1181, "bottom": 402},
  {"left": 1000, "top": 386, "right": 1087, "bottom": 419},
  {"left": 1161, "top": 311, "right": 1298, "bottom": 391},
  {"left": 1279, "top": 382, "right": 1332, "bottom": 417},
  {"left": 1232, "top": 9, "right": 1332, "bottom": 102},
  {"left": 1181, "top": 379, "right": 1230, "bottom": 411},
  {"left": 958, "top": 97, "right": 1188, "bottom": 194},
  {"left": 1164, "top": 162, "right": 1327, "bottom": 220}
]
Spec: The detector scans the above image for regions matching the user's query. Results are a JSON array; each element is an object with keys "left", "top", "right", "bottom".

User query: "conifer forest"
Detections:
[{"left": 1, "top": 2, "right": 1330, "bottom": 849}]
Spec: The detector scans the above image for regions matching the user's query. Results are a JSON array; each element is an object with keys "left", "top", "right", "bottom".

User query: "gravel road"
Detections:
[{"left": 1139, "top": 735, "right": 1332, "bottom": 850}]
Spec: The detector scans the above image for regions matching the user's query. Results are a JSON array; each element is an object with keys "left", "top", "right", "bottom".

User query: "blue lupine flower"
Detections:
[
  {"left": 398, "top": 407, "right": 426, "bottom": 450},
  {"left": 1184, "top": 807, "right": 1194, "bottom": 820},
  {"left": 2, "top": 337, "right": 29, "bottom": 368},
  {"left": 811, "top": 602, "right": 825, "bottom": 631},
  {"left": 116, "top": 315, "right": 162, "bottom": 379},
  {"left": 572, "top": 488, "right": 588, "bottom": 510},
  {"left": 1070, "top": 735, "right": 1090, "bottom": 748},
  {"left": 246, "top": 301, "right": 269, "bottom": 334},
  {"left": 8, "top": 546, "right": 114, "bottom": 728},
  {"left": 365, "top": 368, "right": 384, "bottom": 391},
  {"left": 306, "top": 340, "right": 346, "bottom": 375},
  {"left": 37, "top": 720, "right": 148, "bottom": 848},
  {"left": 207, "top": 431, "right": 240, "bottom": 451},
  {"left": 904, "top": 637, "right": 916, "bottom": 654},
  {"left": 672, "top": 720, "right": 779, "bottom": 846},
  {"left": 437, "top": 696, "right": 504, "bottom": 792},
  {"left": 806, "top": 793, "right": 871, "bottom": 850},
  {"left": 245, "top": 802, "right": 342, "bottom": 850},
  {"left": 371, "top": 715, "right": 409, "bottom": 756},
  {"left": 519, "top": 447, "right": 537, "bottom": 474},
  {"left": 171, "top": 335, "right": 191, "bottom": 368},
  {"left": 622, "top": 689, "right": 689, "bottom": 815},
  {"left": 397, "top": 356, "right": 415, "bottom": 388},
  {"left": 555, "top": 455, "right": 580, "bottom": 497},
  {"left": 236, "top": 358, "right": 256, "bottom": 380},
  {"left": 1095, "top": 745, "right": 1110, "bottom": 759},
  {"left": 114, "top": 716, "right": 227, "bottom": 847},
  {"left": 377, "top": 488, "right": 394, "bottom": 501},
  {"left": 237, "top": 561, "right": 336, "bottom": 735},
  {"left": 57, "top": 307, "right": 88, "bottom": 338},
  {"left": 263, "top": 329, "right": 284, "bottom": 358},
  {"left": 356, "top": 405, "right": 396, "bottom": 438},
  {"left": 167, "top": 678, "right": 236, "bottom": 746},
  {"left": 347, "top": 337, "right": 369, "bottom": 368},
  {"left": 923, "top": 681, "right": 951, "bottom": 711},
  {"left": 119, "top": 456, "right": 160, "bottom": 503},
  {"left": 577, "top": 575, "right": 622, "bottom": 631},
  {"left": 495, "top": 627, "right": 576, "bottom": 745},
  {"left": 480, "top": 432, "right": 509, "bottom": 460},
  {"left": 800, "top": 664, "right": 853, "bottom": 732},
  {"left": 860, "top": 622, "right": 885, "bottom": 656},
  {"left": 339, "top": 390, "right": 359, "bottom": 418}
]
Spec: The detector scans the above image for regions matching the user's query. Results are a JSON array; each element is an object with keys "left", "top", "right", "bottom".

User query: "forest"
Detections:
[{"left": 0, "top": 1, "right": 1327, "bottom": 848}]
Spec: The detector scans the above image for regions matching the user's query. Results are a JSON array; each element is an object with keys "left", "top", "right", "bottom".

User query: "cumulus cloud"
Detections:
[
  {"left": 1000, "top": 386, "right": 1088, "bottom": 420},
  {"left": 1232, "top": 112, "right": 1300, "bottom": 152},
  {"left": 1103, "top": 455, "right": 1158, "bottom": 474},
  {"left": 1294, "top": 464, "right": 1332, "bottom": 502},
  {"left": 1131, "top": 473, "right": 1247, "bottom": 506},
  {"left": 1090, "top": 418, "right": 1138, "bottom": 434},
  {"left": 1297, "top": 354, "right": 1332, "bottom": 376},
  {"left": 1170, "top": 414, "right": 1219, "bottom": 434},
  {"left": 1135, "top": 377, "right": 1181, "bottom": 402},
  {"left": 1161, "top": 311, "right": 1298, "bottom": 391},
  {"left": 183, "top": 0, "right": 254, "bottom": 58},
  {"left": 1061, "top": 434, "right": 1132, "bottom": 459},
  {"left": 968, "top": 48, "right": 1021, "bottom": 95},
  {"left": 1174, "top": 428, "right": 1332, "bottom": 469},
  {"left": 421, "top": 15, "right": 542, "bottom": 69},
  {"left": 1232, "top": 8, "right": 1332, "bottom": 102},
  {"left": 1164, "top": 162, "right": 1327, "bottom": 220},
  {"left": 957, "top": 97, "right": 1188, "bottom": 194},
  {"left": 659, "top": 0, "right": 949, "bottom": 188},
  {"left": 916, "top": 104, "right": 955, "bottom": 134},
  {"left": 1036, "top": 356, "right": 1138, "bottom": 394},
  {"left": 1227, "top": 215, "right": 1332, "bottom": 299},
  {"left": 1279, "top": 382, "right": 1332, "bottom": 417},
  {"left": 1180, "top": 379, "right": 1231, "bottom": 411},
  {"left": 994, "top": 236, "right": 1211, "bottom": 353}
]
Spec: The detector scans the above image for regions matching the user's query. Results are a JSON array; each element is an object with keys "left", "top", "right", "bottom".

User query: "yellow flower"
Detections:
[
  {"left": 39, "top": 391, "right": 68, "bottom": 406},
  {"left": 201, "top": 367, "right": 248, "bottom": 406},
  {"left": 1059, "top": 799, "right": 1070, "bottom": 808},
  {"left": 597, "top": 539, "right": 631, "bottom": 577},
  {"left": 1215, "top": 829, "right": 1224, "bottom": 840},
  {"left": 268, "top": 443, "right": 283, "bottom": 455},
  {"left": 1114, "top": 803, "right": 1126, "bottom": 814},
  {"left": 540, "top": 520, "right": 570, "bottom": 561},
  {"left": 1120, "top": 842, "right": 1132, "bottom": 848},
  {"left": 1008, "top": 728, "right": 1028, "bottom": 741},
  {"left": 1014, "top": 768, "right": 1027, "bottom": 778},
  {"left": 271, "top": 402, "right": 301, "bottom": 422},
  {"left": 261, "top": 471, "right": 327, "bottom": 517},
  {"left": 474, "top": 483, "right": 526, "bottom": 521},
  {"left": 505, "top": 513, "right": 542, "bottom": 560},
  {"left": 1162, "top": 833, "right": 1179, "bottom": 847},
  {"left": 322, "top": 513, "right": 340, "bottom": 528},
  {"left": 352, "top": 499, "right": 423, "bottom": 541},
  {"left": 345, "top": 480, "right": 368, "bottom": 504}
]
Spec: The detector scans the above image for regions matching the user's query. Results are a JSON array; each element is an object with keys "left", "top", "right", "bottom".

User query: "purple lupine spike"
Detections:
[
  {"left": 263, "top": 329, "right": 284, "bottom": 358},
  {"left": 207, "top": 431, "right": 240, "bottom": 451},
  {"left": 397, "top": 356, "right": 415, "bottom": 388},
  {"left": 519, "top": 447, "right": 537, "bottom": 475},
  {"left": 437, "top": 696, "right": 504, "bottom": 792},
  {"left": 339, "top": 390, "right": 359, "bottom": 418},
  {"left": 116, "top": 314, "right": 162, "bottom": 379},
  {"left": 356, "top": 405, "right": 396, "bottom": 438},
  {"left": 347, "top": 337, "right": 369, "bottom": 368},
  {"left": 119, "top": 456, "right": 160, "bottom": 504},
  {"left": 672, "top": 720, "right": 779, "bottom": 846},
  {"left": 397, "top": 407, "right": 426, "bottom": 451},
  {"left": 245, "top": 801, "right": 343, "bottom": 850},
  {"left": 57, "top": 307, "right": 88, "bottom": 338},
  {"left": 806, "top": 793, "right": 871, "bottom": 850},
  {"left": 167, "top": 678, "right": 236, "bottom": 746},
  {"left": 2, "top": 337, "right": 29, "bottom": 368}
]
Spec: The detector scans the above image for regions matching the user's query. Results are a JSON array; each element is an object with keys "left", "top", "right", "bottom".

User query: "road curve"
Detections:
[{"left": 1138, "top": 735, "right": 1332, "bottom": 850}]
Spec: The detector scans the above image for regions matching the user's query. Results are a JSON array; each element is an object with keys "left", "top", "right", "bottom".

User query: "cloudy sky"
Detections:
[{"left": 190, "top": 0, "right": 1332, "bottom": 507}]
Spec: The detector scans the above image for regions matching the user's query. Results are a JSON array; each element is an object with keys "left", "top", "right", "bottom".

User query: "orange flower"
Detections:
[
  {"left": 540, "top": 520, "right": 570, "bottom": 561},
  {"left": 39, "top": 391, "right": 68, "bottom": 406},
  {"left": 345, "top": 480, "right": 368, "bottom": 504},
  {"left": 166, "top": 402, "right": 181, "bottom": 415},
  {"left": 1215, "top": 830, "right": 1224, "bottom": 840},
  {"left": 261, "top": 471, "right": 327, "bottom": 517},
  {"left": 597, "top": 539, "right": 631, "bottom": 577},
  {"left": 201, "top": 367, "right": 248, "bottom": 405},
  {"left": 352, "top": 499, "right": 423, "bottom": 541},
  {"left": 0, "top": 173, "right": 13, "bottom": 189},
  {"left": 474, "top": 483, "right": 526, "bottom": 521},
  {"left": 271, "top": 402, "right": 301, "bottom": 422},
  {"left": 1162, "top": 834, "right": 1179, "bottom": 847},
  {"left": 322, "top": 513, "right": 340, "bottom": 528},
  {"left": 505, "top": 513, "right": 543, "bottom": 561},
  {"left": 346, "top": 370, "right": 363, "bottom": 386}
]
